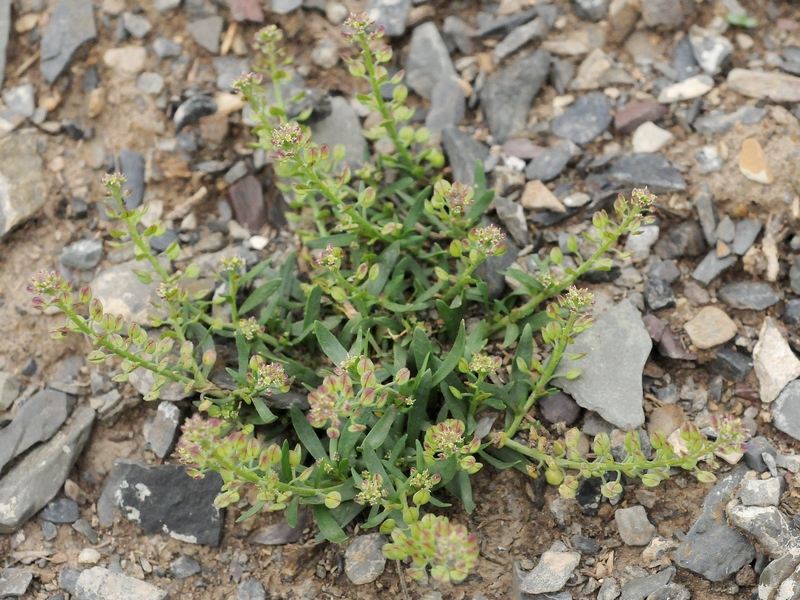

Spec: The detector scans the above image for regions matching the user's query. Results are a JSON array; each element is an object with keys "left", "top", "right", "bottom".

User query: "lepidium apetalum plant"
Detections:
[{"left": 29, "top": 15, "right": 749, "bottom": 588}]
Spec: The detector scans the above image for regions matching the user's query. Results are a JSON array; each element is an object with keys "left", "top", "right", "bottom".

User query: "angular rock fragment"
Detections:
[
  {"left": 40, "top": 0, "right": 97, "bottom": 84},
  {"left": 753, "top": 318, "right": 800, "bottom": 403}
]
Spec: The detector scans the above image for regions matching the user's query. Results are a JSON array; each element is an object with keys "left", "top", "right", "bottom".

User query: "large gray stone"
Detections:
[
  {"left": 551, "top": 92, "right": 611, "bottom": 145},
  {"left": 344, "top": 533, "right": 387, "bottom": 584},
  {"left": 554, "top": 300, "right": 650, "bottom": 430},
  {"left": 606, "top": 153, "right": 686, "bottom": 194},
  {"left": 0, "top": 132, "right": 45, "bottom": 239},
  {"left": 718, "top": 281, "right": 780, "bottom": 311},
  {"left": 0, "top": 389, "right": 76, "bottom": 474},
  {"left": 772, "top": 380, "right": 800, "bottom": 442},
  {"left": 480, "top": 50, "right": 550, "bottom": 143},
  {"left": 75, "top": 567, "right": 167, "bottom": 600},
  {"left": 405, "top": 22, "right": 457, "bottom": 100},
  {"left": 40, "top": 0, "right": 97, "bottom": 83},
  {"left": 728, "top": 505, "right": 800, "bottom": 558},
  {"left": 310, "top": 97, "right": 368, "bottom": 171},
  {"left": 91, "top": 260, "right": 165, "bottom": 327},
  {"left": 674, "top": 465, "right": 755, "bottom": 581},
  {"left": 366, "top": 0, "right": 411, "bottom": 37},
  {"left": 0, "top": 406, "right": 95, "bottom": 533},
  {"left": 441, "top": 125, "right": 489, "bottom": 185}
]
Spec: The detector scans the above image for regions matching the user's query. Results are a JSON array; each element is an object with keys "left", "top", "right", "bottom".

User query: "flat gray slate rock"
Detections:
[
  {"left": 772, "top": 380, "right": 800, "bottom": 442},
  {"left": 75, "top": 567, "right": 168, "bottom": 600},
  {"left": 674, "top": 465, "right": 755, "bottom": 581},
  {"left": 366, "top": 0, "right": 411, "bottom": 37},
  {"left": 718, "top": 281, "right": 780, "bottom": 311},
  {"left": 551, "top": 92, "right": 612, "bottom": 145},
  {"left": 441, "top": 125, "right": 489, "bottom": 185},
  {"left": 480, "top": 50, "right": 550, "bottom": 143},
  {"left": 0, "top": 132, "right": 46, "bottom": 240},
  {"left": 113, "top": 464, "right": 225, "bottom": 545},
  {"left": 554, "top": 299, "right": 650, "bottom": 430},
  {"left": 606, "top": 153, "right": 687, "bottom": 194},
  {"left": 405, "top": 22, "right": 457, "bottom": 100},
  {"left": 0, "top": 406, "right": 95, "bottom": 533},
  {"left": 310, "top": 96, "right": 368, "bottom": 171},
  {"left": 0, "top": 388, "right": 75, "bottom": 474},
  {"left": 40, "top": 0, "right": 97, "bottom": 84}
]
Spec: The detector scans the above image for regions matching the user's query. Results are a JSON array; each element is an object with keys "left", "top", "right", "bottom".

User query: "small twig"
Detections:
[
  {"left": 14, "top": 50, "right": 40, "bottom": 78},
  {"left": 396, "top": 560, "right": 411, "bottom": 600}
]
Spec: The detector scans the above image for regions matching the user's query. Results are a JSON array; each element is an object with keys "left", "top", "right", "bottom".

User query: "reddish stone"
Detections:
[
  {"left": 642, "top": 314, "right": 666, "bottom": 342},
  {"left": 777, "top": 18, "right": 800, "bottom": 31},
  {"left": 227, "top": 0, "right": 264, "bottom": 22},
  {"left": 614, "top": 100, "right": 668, "bottom": 135},
  {"left": 501, "top": 138, "right": 545, "bottom": 160},
  {"left": 657, "top": 329, "right": 697, "bottom": 361},
  {"left": 229, "top": 175, "right": 268, "bottom": 231}
]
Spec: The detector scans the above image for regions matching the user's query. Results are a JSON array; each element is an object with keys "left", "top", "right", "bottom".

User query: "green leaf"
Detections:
[
  {"left": 290, "top": 405, "right": 327, "bottom": 462},
  {"left": 240, "top": 257, "right": 277, "bottom": 286},
  {"left": 240, "top": 279, "right": 282, "bottom": 314},
  {"left": 727, "top": 12, "right": 757, "bottom": 27},
  {"left": 315, "top": 322, "right": 349, "bottom": 366},
  {"left": 281, "top": 439, "right": 292, "bottom": 481},
  {"left": 502, "top": 323, "right": 519, "bottom": 347},
  {"left": 251, "top": 395, "right": 277, "bottom": 424},
  {"left": 362, "top": 406, "right": 398, "bottom": 451},
  {"left": 234, "top": 330, "right": 249, "bottom": 377},
  {"left": 302, "top": 286, "right": 323, "bottom": 333},
  {"left": 431, "top": 320, "right": 466, "bottom": 387},
  {"left": 235, "top": 500, "right": 266, "bottom": 522},
  {"left": 285, "top": 496, "right": 300, "bottom": 528},
  {"left": 412, "top": 326, "right": 434, "bottom": 371},
  {"left": 435, "top": 299, "right": 465, "bottom": 342},
  {"left": 313, "top": 504, "right": 348, "bottom": 543},
  {"left": 366, "top": 242, "right": 400, "bottom": 296}
]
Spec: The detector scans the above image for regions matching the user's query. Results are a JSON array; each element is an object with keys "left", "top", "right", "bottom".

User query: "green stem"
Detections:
[
  {"left": 505, "top": 312, "right": 577, "bottom": 440},
  {"left": 358, "top": 40, "right": 417, "bottom": 176},
  {"left": 441, "top": 259, "right": 482, "bottom": 304},
  {"left": 209, "top": 454, "right": 342, "bottom": 497}
]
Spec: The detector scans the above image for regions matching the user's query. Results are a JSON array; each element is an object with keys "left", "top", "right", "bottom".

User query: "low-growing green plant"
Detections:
[{"left": 29, "top": 15, "right": 748, "bottom": 585}]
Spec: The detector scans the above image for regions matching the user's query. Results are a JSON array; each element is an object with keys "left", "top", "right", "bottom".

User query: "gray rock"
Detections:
[
  {"left": 644, "top": 278, "right": 676, "bottom": 311},
  {"left": 620, "top": 567, "right": 674, "bottom": 600},
  {"left": 72, "top": 518, "right": 98, "bottom": 544},
  {"left": 718, "top": 281, "right": 779, "bottom": 311},
  {"left": 38, "top": 497, "right": 80, "bottom": 523},
  {"left": 689, "top": 32, "right": 733, "bottom": 76},
  {"left": 214, "top": 56, "right": 249, "bottom": 91},
  {"left": 91, "top": 260, "right": 164, "bottom": 327},
  {"left": 551, "top": 92, "right": 611, "bottom": 145},
  {"left": 758, "top": 550, "right": 800, "bottom": 600},
  {"left": 0, "top": 132, "right": 45, "bottom": 240},
  {"left": 59, "top": 568, "right": 81, "bottom": 595},
  {"left": 170, "top": 555, "right": 201, "bottom": 579},
  {"left": 739, "top": 477, "right": 783, "bottom": 507},
  {"left": 249, "top": 510, "right": 309, "bottom": 545},
  {"left": 571, "top": 0, "right": 609, "bottom": 21},
  {"left": 153, "top": 37, "right": 183, "bottom": 59},
  {"left": 716, "top": 216, "right": 735, "bottom": 243},
  {"left": 136, "top": 72, "right": 164, "bottom": 95},
  {"left": 237, "top": 579, "right": 266, "bottom": 600},
  {"left": 441, "top": 125, "right": 489, "bottom": 185},
  {"left": 519, "top": 550, "right": 580, "bottom": 595},
  {"left": 122, "top": 12, "right": 152, "bottom": 39},
  {"left": 0, "top": 371, "right": 19, "bottom": 411},
  {"left": 0, "top": 0, "right": 8, "bottom": 91},
  {"left": 0, "top": 389, "right": 76, "bottom": 475},
  {"left": 344, "top": 533, "right": 387, "bottom": 584},
  {"left": 366, "top": 0, "right": 411, "bottom": 36},
  {"left": 691, "top": 250, "right": 736, "bottom": 285},
  {"left": 477, "top": 239, "right": 518, "bottom": 300},
  {"left": 648, "top": 584, "right": 690, "bottom": 600},
  {"left": 615, "top": 506, "right": 656, "bottom": 546},
  {"left": 117, "top": 149, "right": 145, "bottom": 209},
  {"left": 60, "top": 239, "right": 103, "bottom": 271},
  {"left": 187, "top": 16, "right": 223, "bottom": 54},
  {"left": 692, "top": 185, "right": 717, "bottom": 246},
  {"left": 606, "top": 153, "right": 686, "bottom": 194},
  {"left": 0, "top": 406, "right": 94, "bottom": 533},
  {"left": 143, "top": 402, "right": 183, "bottom": 458},
  {"left": 672, "top": 36, "right": 698, "bottom": 82},
  {"left": 405, "top": 23, "right": 457, "bottom": 100},
  {"left": 538, "top": 392, "right": 581, "bottom": 426},
  {"left": 654, "top": 222, "right": 705, "bottom": 260},
  {"left": 40, "top": 0, "right": 97, "bottom": 84},
  {"left": 641, "top": 0, "right": 692, "bottom": 29},
  {"left": 97, "top": 459, "right": 145, "bottom": 527},
  {"left": 3, "top": 84, "right": 35, "bottom": 118},
  {"left": 174, "top": 95, "right": 218, "bottom": 133},
  {"left": 695, "top": 145, "right": 723, "bottom": 174},
  {"left": 707, "top": 346, "right": 753, "bottom": 382},
  {"left": 310, "top": 97, "right": 367, "bottom": 171},
  {"left": 481, "top": 50, "right": 550, "bottom": 143},
  {"left": 694, "top": 105, "right": 767, "bottom": 135},
  {"left": 674, "top": 465, "right": 755, "bottom": 581},
  {"left": 155, "top": 0, "right": 181, "bottom": 11},
  {"left": 554, "top": 300, "right": 650, "bottom": 430},
  {"left": 744, "top": 436, "right": 778, "bottom": 473},
  {"left": 425, "top": 77, "right": 465, "bottom": 133},
  {"left": 525, "top": 146, "right": 571, "bottom": 182},
  {"left": 271, "top": 0, "right": 302, "bottom": 14},
  {"left": 443, "top": 15, "right": 474, "bottom": 54},
  {"left": 474, "top": 8, "right": 539, "bottom": 38},
  {"left": 732, "top": 219, "right": 761, "bottom": 256},
  {"left": 493, "top": 17, "right": 549, "bottom": 64},
  {"left": 598, "top": 577, "right": 621, "bottom": 600},
  {"left": 786, "top": 299, "right": 800, "bottom": 326},
  {"left": 114, "top": 464, "right": 224, "bottom": 545},
  {"left": 0, "top": 568, "right": 33, "bottom": 598},
  {"left": 728, "top": 505, "right": 800, "bottom": 558},
  {"left": 773, "top": 380, "right": 800, "bottom": 443},
  {"left": 75, "top": 567, "right": 168, "bottom": 600},
  {"left": 493, "top": 196, "right": 527, "bottom": 246}
]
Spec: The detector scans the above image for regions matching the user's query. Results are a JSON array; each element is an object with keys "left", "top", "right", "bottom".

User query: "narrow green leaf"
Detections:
[
  {"left": 235, "top": 500, "right": 266, "bottom": 522},
  {"left": 285, "top": 496, "right": 300, "bottom": 528},
  {"left": 431, "top": 320, "right": 466, "bottom": 387},
  {"left": 362, "top": 406, "right": 398, "bottom": 451},
  {"left": 313, "top": 504, "right": 348, "bottom": 543},
  {"left": 290, "top": 405, "right": 327, "bottom": 461},
  {"left": 315, "top": 322, "right": 348, "bottom": 366},
  {"left": 235, "top": 330, "right": 249, "bottom": 377},
  {"left": 302, "top": 286, "right": 323, "bottom": 332},
  {"left": 252, "top": 395, "right": 277, "bottom": 424},
  {"left": 240, "top": 279, "right": 282, "bottom": 314}
]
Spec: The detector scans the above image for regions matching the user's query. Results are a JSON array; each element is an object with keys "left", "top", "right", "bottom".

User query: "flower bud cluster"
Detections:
[
  {"left": 355, "top": 471, "right": 388, "bottom": 506},
  {"left": 469, "top": 225, "right": 506, "bottom": 257},
  {"left": 383, "top": 514, "right": 479, "bottom": 584},
  {"left": 469, "top": 353, "right": 502, "bottom": 376},
  {"left": 239, "top": 317, "right": 265, "bottom": 342},
  {"left": 423, "top": 419, "right": 482, "bottom": 474}
]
